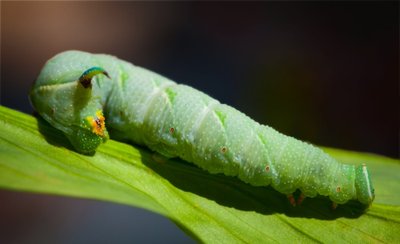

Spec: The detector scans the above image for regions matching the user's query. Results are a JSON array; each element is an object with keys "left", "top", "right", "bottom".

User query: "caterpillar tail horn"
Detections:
[{"left": 79, "top": 67, "right": 110, "bottom": 88}]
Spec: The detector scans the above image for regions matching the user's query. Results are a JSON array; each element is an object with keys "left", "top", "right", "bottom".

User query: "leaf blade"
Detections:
[{"left": 0, "top": 105, "right": 399, "bottom": 242}]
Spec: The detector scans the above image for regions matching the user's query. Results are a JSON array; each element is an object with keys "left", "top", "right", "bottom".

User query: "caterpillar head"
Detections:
[
  {"left": 355, "top": 164, "right": 375, "bottom": 205},
  {"left": 30, "top": 56, "right": 111, "bottom": 154}
]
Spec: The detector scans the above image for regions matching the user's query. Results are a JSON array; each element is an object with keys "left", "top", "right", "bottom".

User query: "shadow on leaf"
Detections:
[{"left": 139, "top": 150, "right": 367, "bottom": 220}]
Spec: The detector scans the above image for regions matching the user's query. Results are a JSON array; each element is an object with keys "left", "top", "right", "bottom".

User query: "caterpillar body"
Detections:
[{"left": 29, "top": 50, "right": 374, "bottom": 207}]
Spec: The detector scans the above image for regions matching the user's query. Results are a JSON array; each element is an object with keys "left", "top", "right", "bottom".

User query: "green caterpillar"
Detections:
[{"left": 29, "top": 50, "right": 375, "bottom": 208}]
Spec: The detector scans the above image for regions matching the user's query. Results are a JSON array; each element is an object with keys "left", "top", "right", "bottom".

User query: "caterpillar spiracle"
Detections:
[{"left": 29, "top": 50, "right": 375, "bottom": 208}]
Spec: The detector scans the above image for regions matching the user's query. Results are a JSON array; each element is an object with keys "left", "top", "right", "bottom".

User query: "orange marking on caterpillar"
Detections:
[{"left": 86, "top": 111, "right": 106, "bottom": 136}]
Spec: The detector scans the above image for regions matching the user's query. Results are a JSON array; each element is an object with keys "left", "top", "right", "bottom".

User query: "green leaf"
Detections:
[{"left": 0, "top": 105, "right": 399, "bottom": 243}]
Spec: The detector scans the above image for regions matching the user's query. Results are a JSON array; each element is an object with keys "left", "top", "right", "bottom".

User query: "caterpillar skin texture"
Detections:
[{"left": 29, "top": 50, "right": 375, "bottom": 206}]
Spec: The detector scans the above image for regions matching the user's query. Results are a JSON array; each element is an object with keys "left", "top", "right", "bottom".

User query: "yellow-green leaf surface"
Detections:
[{"left": 0, "top": 105, "right": 399, "bottom": 243}]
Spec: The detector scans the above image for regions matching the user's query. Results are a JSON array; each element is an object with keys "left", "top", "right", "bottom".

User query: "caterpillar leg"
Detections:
[
  {"left": 152, "top": 153, "right": 168, "bottom": 164},
  {"left": 332, "top": 202, "right": 338, "bottom": 210},
  {"left": 297, "top": 193, "right": 306, "bottom": 205},
  {"left": 287, "top": 194, "right": 296, "bottom": 207}
]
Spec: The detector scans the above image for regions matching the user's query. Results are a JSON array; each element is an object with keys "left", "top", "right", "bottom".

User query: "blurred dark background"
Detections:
[{"left": 1, "top": 1, "right": 398, "bottom": 243}]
